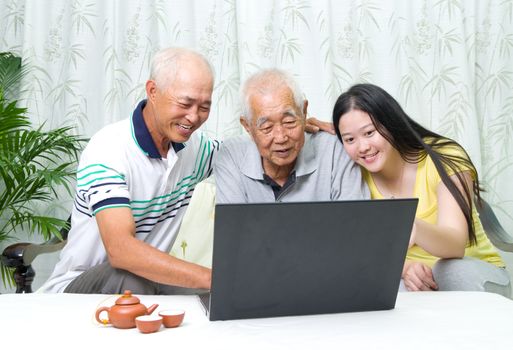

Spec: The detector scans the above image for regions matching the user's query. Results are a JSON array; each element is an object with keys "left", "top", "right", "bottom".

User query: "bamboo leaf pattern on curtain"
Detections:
[{"left": 0, "top": 0, "right": 511, "bottom": 234}]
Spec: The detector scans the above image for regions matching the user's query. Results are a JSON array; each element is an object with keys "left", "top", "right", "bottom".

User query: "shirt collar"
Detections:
[
  {"left": 131, "top": 99, "right": 185, "bottom": 159},
  {"left": 263, "top": 172, "right": 297, "bottom": 200},
  {"left": 241, "top": 133, "right": 317, "bottom": 180}
]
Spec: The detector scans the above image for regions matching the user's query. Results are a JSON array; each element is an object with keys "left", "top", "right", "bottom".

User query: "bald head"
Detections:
[{"left": 149, "top": 47, "right": 214, "bottom": 91}]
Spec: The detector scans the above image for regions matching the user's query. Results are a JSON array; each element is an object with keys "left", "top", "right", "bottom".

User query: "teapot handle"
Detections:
[{"left": 95, "top": 306, "right": 111, "bottom": 325}]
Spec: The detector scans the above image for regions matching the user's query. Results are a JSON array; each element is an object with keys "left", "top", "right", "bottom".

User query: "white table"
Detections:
[{"left": 1, "top": 291, "right": 512, "bottom": 349}]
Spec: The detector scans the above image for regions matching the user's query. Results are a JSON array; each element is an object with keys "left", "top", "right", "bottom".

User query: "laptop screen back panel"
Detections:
[{"left": 209, "top": 199, "right": 417, "bottom": 321}]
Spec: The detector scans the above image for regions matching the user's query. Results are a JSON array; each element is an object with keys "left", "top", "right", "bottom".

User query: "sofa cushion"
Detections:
[{"left": 169, "top": 180, "right": 215, "bottom": 267}]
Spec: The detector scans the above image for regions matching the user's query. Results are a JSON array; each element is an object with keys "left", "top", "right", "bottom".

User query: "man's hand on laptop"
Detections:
[{"left": 401, "top": 260, "right": 438, "bottom": 291}]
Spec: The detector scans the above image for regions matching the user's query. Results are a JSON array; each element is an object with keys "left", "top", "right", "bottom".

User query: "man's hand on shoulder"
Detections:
[{"left": 305, "top": 117, "right": 335, "bottom": 135}]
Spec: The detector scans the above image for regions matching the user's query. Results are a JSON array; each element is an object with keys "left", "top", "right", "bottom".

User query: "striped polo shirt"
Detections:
[{"left": 41, "top": 100, "right": 219, "bottom": 292}]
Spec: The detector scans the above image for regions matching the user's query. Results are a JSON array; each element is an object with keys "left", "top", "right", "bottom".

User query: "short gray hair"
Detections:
[
  {"left": 240, "top": 69, "right": 306, "bottom": 122},
  {"left": 149, "top": 47, "right": 214, "bottom": 90}
]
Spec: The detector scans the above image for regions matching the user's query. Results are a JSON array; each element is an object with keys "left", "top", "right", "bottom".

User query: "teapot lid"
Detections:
[{"left": 115, "top": 290, "right": 140, "bottom": 305}]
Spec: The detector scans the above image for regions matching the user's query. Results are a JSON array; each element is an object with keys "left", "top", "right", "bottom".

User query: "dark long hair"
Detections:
[{"left": 332, "top": 83, "right": 480, "bottom": 245}]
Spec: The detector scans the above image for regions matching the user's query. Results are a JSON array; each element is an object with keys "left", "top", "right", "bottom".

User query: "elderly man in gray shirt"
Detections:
[{"left": 214, "top": 69, "right": 369, "bottom": 203}]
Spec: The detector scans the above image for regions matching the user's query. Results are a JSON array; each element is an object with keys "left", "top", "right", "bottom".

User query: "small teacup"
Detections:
[
  {"left": 135, "top": 315, "right": 162, "bottom": 334},
  {"left": 158, "top": 309, "right": 185, "bottom": 328}
]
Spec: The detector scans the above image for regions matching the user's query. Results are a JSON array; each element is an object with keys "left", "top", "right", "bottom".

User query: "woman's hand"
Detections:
[{"left": 402, "top": 260, "right": 438, "bottom": 291}]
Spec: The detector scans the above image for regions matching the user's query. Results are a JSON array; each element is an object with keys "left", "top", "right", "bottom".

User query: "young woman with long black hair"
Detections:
[{"left": 332, "top": 83, "right": 510, "bottom": 296}]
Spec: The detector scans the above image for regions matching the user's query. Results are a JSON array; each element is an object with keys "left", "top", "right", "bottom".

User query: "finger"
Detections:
[
  {"left": 417, "top": 279, "right": 433, "bottom": 291},
  {"left": 404, "top": 280, "right": 419, "bottom": 292},
  {"left": 304, "top": 125, "right": 320, "bottom": 133},
  {"left": 425, "top": 279, "right": 438, "bottom": 290},
  {"left": 411, "top": 268, "right": 435, "bottom": 291},
  {"left": 319, "top": 121, "right": 336, "bottom": 135},
  {"left": 421, "top": 275, "right": 438, "bottom": 290},
  {"left": 404, "top": 275, "right": 424, "bottom": 291},
  {"left": 422, "top": 265, "right": 438, "bottom": 290},
  {"left": 307, "top": 117, "right": 335, "bottom": 135},
  {"left": 419, "top": 281, "right": 435, "bottom": 291},
  {"left": 417, "top": 274, "right": 437, "bottom": 291},
  {"left": 410, "top": 273, "right": 434, "bottom": 291}
]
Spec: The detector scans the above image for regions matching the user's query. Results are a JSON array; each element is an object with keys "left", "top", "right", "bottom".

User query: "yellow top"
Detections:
[{"left": 363, "top": 143, "right": 504, "bottom": 267}]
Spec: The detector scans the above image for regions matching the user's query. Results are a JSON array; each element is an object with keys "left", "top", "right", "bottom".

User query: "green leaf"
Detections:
[
  {"left": 1, "top": 264, "right": 15, "bottom": 289},
  {"left": 0, "top": 53, "right": 84, "bottom": 286},
  {"left": 0, "top": 52, "right": 29, "bottom": 100}
]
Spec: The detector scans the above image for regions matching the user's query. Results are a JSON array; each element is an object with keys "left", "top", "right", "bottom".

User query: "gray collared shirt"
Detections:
[{"left": 214, "top": 132, "right": 369, "bottom": 203}]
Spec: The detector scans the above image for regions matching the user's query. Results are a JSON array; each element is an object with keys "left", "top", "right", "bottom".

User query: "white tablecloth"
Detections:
[{"left": 1, "top": 291, "right": 512, "bottom": 349}]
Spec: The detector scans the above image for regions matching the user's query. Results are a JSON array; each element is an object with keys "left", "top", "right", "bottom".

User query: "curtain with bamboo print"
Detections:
[{"left": 1, "top": 0, "right": 512, "bottom": 233}]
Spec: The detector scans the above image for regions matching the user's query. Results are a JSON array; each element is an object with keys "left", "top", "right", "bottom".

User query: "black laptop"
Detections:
[{"left": 199, "top": 198, "right": 418, "bottom": 321}]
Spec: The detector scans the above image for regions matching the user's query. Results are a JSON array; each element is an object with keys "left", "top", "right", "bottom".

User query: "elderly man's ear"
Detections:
[
  {"left": 146, "top": 80, "right": 158, "bottom": 104},
  {"left": 304, "top": 100, "right": 335, "bottom": 135},
  {"left": 240, "top": 116, "right": 251, "bottom": 135},
  {"left": 302, "top": 100, "right": 309, "bottom": 118}
]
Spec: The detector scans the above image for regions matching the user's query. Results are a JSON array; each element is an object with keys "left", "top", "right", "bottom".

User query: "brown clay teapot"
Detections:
[{"left": 95, "top": 290, "right": 159, "bottom": 329}]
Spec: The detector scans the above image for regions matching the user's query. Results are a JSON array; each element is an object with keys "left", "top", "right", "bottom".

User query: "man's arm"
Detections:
[{"left": 95, "top": 207, "right": 211, "bottom": 289}]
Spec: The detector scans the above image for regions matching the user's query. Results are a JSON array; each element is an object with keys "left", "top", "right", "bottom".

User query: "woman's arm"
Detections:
[{"left": 410, "top": 171, "right": 474, "bottom": 258}]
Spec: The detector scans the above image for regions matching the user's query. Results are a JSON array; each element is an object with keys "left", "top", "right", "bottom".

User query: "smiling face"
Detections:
[
  {"left": 241, "top": 84, "right": 306, "bottom": 180},
  {"left": 145, "top": 57, "right": 213, "bottom": 150},
  {"left": 337, "top": 109, "right": 396, "bottom": 174}
]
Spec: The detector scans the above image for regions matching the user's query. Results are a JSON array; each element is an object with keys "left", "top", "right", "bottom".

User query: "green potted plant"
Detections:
[{"left": 0, "top": 52, "right": 84, "bottom": 287}]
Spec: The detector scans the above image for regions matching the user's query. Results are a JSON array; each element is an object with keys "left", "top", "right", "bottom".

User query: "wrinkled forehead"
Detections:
[
  {"left": 255, "top": 108, "right": 299, "bottom": 128},
  {"left": 249, "top": 89, "right": 302, "bottom": 124},
  {"left": 160, "top": 65, "right": 213, "bottom": 101}
]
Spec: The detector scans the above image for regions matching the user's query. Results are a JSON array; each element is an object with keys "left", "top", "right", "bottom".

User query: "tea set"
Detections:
[{"left": 95, "top": 290, "right": 185, "bottom": 334}]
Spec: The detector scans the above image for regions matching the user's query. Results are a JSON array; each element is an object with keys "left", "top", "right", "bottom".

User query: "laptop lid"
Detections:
[{"left": 205, "top": 198, "right": 418, "bottom": 321}]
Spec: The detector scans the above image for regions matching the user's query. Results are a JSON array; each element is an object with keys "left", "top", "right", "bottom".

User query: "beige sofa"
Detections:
[{"left": 169, "top": 179, "right": 215, "bottom": 267}]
